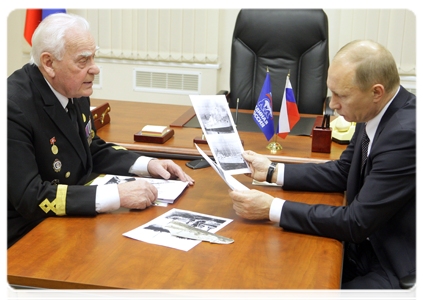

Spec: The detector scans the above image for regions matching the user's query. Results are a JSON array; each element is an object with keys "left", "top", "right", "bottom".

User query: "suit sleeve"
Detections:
[
  {"left": 279, "top": 117, "right": 415, "bottom": 243},
  {"left": 83, "top": 98, "right": 141, "bottom": 175},
  {"left": 8, "top": 99, "right": 97, "bottom": 220}
]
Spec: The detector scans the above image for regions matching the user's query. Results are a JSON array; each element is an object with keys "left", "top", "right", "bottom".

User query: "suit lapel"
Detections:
[
  {"left": 346, "top": 123, "right": 366, "bottom": 204},
  {"left": 29, "top": 65, "right": 88, "bottom": 169},
  {"left": 346, "top": 86, "right": 406, "bottom": 205}
]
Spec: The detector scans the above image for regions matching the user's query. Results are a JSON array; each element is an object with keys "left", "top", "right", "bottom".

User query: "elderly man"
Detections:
[
  {"left": 8, "top": 13, "right": 194, "bottom": 248},
  {"left": 229, "top": 40, "right": 415, "bottom": 289}
]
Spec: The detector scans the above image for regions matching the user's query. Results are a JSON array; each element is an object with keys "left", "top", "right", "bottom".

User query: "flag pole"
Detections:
[{"left": 266, "top": 67, "right": 283, "bottom": 153}]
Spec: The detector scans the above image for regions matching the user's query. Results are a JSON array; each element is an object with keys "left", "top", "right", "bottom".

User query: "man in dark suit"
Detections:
[
  {"left": 229, "top": 40, "right": 415, "bottom": 289},
  {"left": 8, "top": 13, "right": 194, "bottom": 249}
]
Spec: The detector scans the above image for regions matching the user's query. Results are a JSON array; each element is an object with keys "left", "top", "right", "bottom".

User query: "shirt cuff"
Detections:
[
  {"left": 276, "top": 163, "right": 285, "bottom": 186},
  {"left": 129, "top": 156, "right": 156, "bottom": 176},
  {"left": 95, "top": 184, "right": 120, "bottom": 213},
  {"left": 269, "top": 198, "right": 286, "bottom": 223}
]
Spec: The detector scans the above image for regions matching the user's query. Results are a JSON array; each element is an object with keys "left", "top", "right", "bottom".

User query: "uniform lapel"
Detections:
[{"left": 29, "top": 65, "right": 88, "bottom": 169}]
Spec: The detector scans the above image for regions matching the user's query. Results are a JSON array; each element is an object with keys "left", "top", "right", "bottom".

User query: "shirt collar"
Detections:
[
  {"left": 44, "top": 78, "right": 70, "bottom": 109},
  {"left": 365, "top": 86, "right": 400, "bottom": 152}
]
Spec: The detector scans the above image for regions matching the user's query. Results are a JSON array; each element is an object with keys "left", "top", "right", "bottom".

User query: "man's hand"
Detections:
[
  {"left": 243, "top": 151, "right": 273, "bottom": 182},
  {"left": 118, "top": 180, "right": 158, "bottom": 209},
  {"left": 147, "top": 159, "right": 195, "bottom": 185},
  {"left": 229, "top": 189, "right": 274, "bottom": 220}
]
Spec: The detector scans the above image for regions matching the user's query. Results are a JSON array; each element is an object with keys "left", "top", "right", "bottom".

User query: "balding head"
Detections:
[{"left": 332, "top": 40, "right": 400, "bottom": 94}]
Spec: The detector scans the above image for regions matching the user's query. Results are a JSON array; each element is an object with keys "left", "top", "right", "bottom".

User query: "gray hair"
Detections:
[{"left": 30, "top": 13, "right": 91, "bottom": 66}]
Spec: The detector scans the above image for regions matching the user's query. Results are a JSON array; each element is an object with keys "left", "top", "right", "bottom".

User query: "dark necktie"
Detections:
[
  {"left": 67, "top": 99, "right": 79, "bottom": 133},
  {"left": 361, "top": 127, "right": 370, "bottom": 171}
]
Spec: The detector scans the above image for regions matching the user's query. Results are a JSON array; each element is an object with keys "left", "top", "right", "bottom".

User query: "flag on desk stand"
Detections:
[
  {"left": 278, "top": 72, "right": 300, "bottom": 139},
  {"left": 253, "top": 69, "right": 274, "bottom": 141},
  {"left": 24, "top": 9, "right": 67, "bottom": 46}
]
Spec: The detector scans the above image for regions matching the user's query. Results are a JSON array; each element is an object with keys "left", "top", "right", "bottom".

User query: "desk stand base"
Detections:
[{"left": 194, "top": 136, "right": 208, "bottom": 144}]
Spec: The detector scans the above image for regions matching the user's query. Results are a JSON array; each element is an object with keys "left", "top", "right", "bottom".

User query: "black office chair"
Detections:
[
  {"left": 400, "top": 274, "right": 415, "bottom": 289},
  {"left": 219, "top": 9, "right": 332, "bottom": 115}
]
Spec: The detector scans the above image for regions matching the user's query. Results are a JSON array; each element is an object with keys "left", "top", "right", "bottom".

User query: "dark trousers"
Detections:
[{"left": 341, "top": 240, "right": 396, "bottom": 289}]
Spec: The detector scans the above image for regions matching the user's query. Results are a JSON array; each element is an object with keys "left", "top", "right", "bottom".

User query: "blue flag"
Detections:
[
  {"left": 42, "top": 9, "right": 66, "bottom": 19},
  {"left": 253, "top": 72, "right": 274, "bottom": 141}
]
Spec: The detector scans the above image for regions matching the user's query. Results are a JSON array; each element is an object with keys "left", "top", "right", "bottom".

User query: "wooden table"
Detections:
[
  {"left": 90, "top": 99, "right": 347, "bottom": 164},
  {"left": 7, "top": 160, "right": 344, "bottom": 290}
]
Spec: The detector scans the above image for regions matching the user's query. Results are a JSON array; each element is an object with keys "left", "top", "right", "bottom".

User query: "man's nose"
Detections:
[
  {"left": 89, "top": 63, "right": 100, "bottom": 75},
  {"left": 329, "top": 96, "right": 340, "bottom": 110}
]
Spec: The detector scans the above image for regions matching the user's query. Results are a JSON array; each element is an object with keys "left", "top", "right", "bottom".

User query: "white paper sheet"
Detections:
[
  {"left": 195, "top": 144, "right": 249, "bottom": 191},
  {"left": 90, "top": 175, "right": 188, "bottom": 203},
  {"left": 123, "top": 208, "right": 233, "bottom": 251},
  {"left": 189, "top": 95, "right": 251, "bottom": 175}
]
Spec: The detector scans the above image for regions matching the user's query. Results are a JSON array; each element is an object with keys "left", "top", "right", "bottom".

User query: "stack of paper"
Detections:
[
  {"left": 141, "top": 125, "right": 169, "bottom": 136},
  {"left": 90, "top": 175, "right": 188, "bottom": 204}
]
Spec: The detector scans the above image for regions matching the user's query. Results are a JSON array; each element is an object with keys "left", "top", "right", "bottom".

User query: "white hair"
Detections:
[{"left": 30, "top": 13, "right": 91, "bottom": 66}]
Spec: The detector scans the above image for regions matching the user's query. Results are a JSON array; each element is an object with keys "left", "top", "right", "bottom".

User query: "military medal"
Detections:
[
  {"left": 82, "top": 113, "right": 86, "bottom": 123},
  {"left": 85, "top": 118, "right": 94, "bottom": 146},
  {"left": 53, "top": 159, "right": 62, "bottom": 172},
  {"left": 50, "top": 137, "right": 58, "bottom": 155}
]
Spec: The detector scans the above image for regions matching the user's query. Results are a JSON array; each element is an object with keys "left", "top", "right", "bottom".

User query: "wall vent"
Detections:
[
  {"left": 133, "top": 68, "right": 201, "bottom": 95},
  {"left": 93, "top": 66, "right": 102, "bottom": 89}
]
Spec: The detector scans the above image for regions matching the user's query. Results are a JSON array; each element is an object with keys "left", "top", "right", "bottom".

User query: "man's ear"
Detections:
[
  {"left": 39, "top": 52, "right": 55, "bottom": 78},
  {"left": 372, "top": 84, "right": 385, "bottom": 103}
]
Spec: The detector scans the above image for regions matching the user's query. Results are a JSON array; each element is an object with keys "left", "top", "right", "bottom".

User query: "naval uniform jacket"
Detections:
[
  {"left": 280, "top": 86, "right": 415, "bottom": 287},
  {"left": 8, "top": 63, "right": 141, "bottom": 248}
]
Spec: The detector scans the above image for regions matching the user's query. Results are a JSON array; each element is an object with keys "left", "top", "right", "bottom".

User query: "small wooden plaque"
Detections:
[
  {"left": 311, "top": 127, "right": 332, "bottom": 153},
  {"left": 134, "top": 129, "right": 174, "bottom": 144}
]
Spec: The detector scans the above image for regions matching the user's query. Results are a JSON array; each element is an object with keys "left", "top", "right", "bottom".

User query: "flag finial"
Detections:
[
  {"left": 267, "top": 66, "right": 269, "bottom": 73},
  {"left": 288, "top": 69, "right": 291, "bottom": 78}
]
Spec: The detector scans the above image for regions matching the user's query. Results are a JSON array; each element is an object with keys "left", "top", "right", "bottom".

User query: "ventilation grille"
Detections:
[{"left": 133, "top": 69, "right": 201, "bottom": 94}]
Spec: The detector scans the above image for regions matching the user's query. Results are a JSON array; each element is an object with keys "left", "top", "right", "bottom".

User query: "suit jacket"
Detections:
[
  {"left": 281, "top": 86, "right": 415, "bottom": 288},
  {"left": 7, "top": 63, "right": 141, "bottom": 248}
]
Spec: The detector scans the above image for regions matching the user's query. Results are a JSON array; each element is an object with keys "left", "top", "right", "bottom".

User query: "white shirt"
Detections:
[
  {"left": 46, "top": 79, "right": 152, "bottom": 213},
  {"left": 269, "top": 87, "right": 400, "bottom": 223}
]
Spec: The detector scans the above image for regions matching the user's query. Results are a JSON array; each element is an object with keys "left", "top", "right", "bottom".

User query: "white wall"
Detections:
[{"left": 7, "top": 8, "right": 416, "bottom": 106}]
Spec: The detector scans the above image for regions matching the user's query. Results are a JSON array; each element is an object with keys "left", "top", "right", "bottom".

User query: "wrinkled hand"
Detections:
[
  {"left": 148, "top": 159, "right": 194, "bottom": 185},
  {"left": 229, "top": 189, "right": 274, "bottom": 220},
  {"left": 243, "top": 150, "right": 272, "bottom": 182},
  {"left": 118, "top": 179, "right": 158, "bottom": 209}
]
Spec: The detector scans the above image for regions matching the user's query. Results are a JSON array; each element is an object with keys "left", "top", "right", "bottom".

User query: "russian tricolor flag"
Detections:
[
  {"left": 24, "top": 9, "right": 66, "bottom": 46},
  {"left": 278, "top": 75, "right": 300, "bottom": 139}
]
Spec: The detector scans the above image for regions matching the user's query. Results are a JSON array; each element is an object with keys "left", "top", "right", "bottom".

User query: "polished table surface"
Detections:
[
  {"left": 8, "top": 159, "right": 344, "bottom": 290},
  {"left": 89, "top": 99, "right": 347, "bottom": 164}
]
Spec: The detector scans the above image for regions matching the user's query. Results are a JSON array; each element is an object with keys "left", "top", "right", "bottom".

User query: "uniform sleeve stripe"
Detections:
[{"left": 56, "top": 184, "right": 67, "bottom": 216}]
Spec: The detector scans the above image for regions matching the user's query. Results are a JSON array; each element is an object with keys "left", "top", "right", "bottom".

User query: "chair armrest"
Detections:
[{"left": 399, "top": 274, "right": 415, "bottom": 289}]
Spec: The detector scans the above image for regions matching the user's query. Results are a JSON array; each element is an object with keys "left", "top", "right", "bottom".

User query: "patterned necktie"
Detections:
[
  {"left": 361, "top": 127, "right": 370, "bottom": 171},
  {"left": 67, "top": 99, "right": 79, "bottom": 133}
]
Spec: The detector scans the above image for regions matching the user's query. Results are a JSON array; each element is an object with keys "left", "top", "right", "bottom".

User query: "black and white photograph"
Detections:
[
  {"left": 206, "top": 134, "right": 250, "bottom": 174},
  {"left": 190, "top": 95, "right": 250, "bottom": 175},
  {"left": 190, "top": 95, "right": 235, "bottom": 135},
  {"left": 123, "top": 208, "right": 233, "bottom": 251}
]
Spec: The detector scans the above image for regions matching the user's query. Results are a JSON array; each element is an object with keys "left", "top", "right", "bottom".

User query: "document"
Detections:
[
  {"left": 90, "top": 175, "right": 188, "bottom": 204},
  {"left": 195, "top": 144, "right": 249, "bottom": 191},
  {"left": 123, "top": 208, "right": 233, "bottom": 251},
  {"left": 189, "top": 95, "right": 251, "bottom": 175}
]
